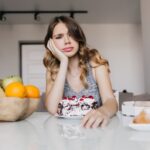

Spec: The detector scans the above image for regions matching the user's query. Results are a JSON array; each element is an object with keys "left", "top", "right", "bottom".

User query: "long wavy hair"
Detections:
[{"left": 43, "top": 16, "right": 109, "bottom": 88}]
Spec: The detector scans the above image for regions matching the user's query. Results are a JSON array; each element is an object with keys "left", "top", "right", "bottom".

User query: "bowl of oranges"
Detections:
[{"left": 0, "top": 75, "right": 41, "bottom": 121}]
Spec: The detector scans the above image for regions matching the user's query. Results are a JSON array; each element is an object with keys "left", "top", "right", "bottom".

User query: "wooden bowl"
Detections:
[
  {"left": 0, "top": 97, "right": 29, "bottom": 121},
  {"left": 20, "top": 98, "right": 40, "bottom": 120},
  {"left": 0, "top": 97, "right": 40, "bottom": 121}
]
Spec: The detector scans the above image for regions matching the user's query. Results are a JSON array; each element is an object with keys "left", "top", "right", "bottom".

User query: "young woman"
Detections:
[{"left": 43, "top": 16, "right": 118, "bottom": 128}]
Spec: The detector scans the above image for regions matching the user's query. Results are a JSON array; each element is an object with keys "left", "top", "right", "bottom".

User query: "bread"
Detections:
[{"left": 133, "top": 111, "right": 150, "bottom": 124}]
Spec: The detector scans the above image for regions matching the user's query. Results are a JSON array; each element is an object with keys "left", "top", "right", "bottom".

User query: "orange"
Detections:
[
  {"left": 25, "top": 85, "right": 40, "bottom": 98},
  {"left": 5, "top": 82, "right": 26, "bottom": 98}
]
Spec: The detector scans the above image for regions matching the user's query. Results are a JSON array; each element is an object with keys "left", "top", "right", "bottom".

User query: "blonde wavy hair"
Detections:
[{"left": 43, "top": 16, "right": 109, "bottom": 88}]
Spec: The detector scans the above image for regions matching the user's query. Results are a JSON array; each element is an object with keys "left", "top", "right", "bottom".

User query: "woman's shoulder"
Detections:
[
  {"left": 89, "top": 60, "right": 106, "bottom": 68},
  {"left": 89, "top": 60, "right": 98, "bottom": 67},
  {"left": 89, "top": 60, "right": 109, "bottom": 75},
  {"left": 88, "top": 48, "right": 109, "bottom": 65},
  {"left": 88, "top": 60, "right": 107, "bottom": 82}
]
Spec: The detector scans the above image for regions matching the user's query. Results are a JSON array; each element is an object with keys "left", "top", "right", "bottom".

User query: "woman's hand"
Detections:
[
  {"left": 47, "top": 39, "right": 68, "bottom": 62},
  {"left": 81, "top": 107, "right": 110, "bottom": 128}
]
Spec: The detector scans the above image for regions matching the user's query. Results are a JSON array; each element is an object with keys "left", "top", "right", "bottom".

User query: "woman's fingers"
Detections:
[
  {"left": 47, "top": 39, "right": 54, "bottom": 51},
  {"left": 47, "top": 39, "right": 59, "bottom": 57},
  {"left": 50, "top": 39, "right": 59, "bottom": 52},
  {"left": 81, "top": 109, "right": 109, "bottom": 128},
  {"left": 47, "top": 39, "right": 51, "bottom": 50},
  {"left": 101, "top": 118, "right": 109, "bottom": 128},
  {"left": 81, "top": 110, "right": 93, "bottom": 127},
  {"left": 84, "top": 116, "right": 95, "bottom": 128},
  {"left": 47, "top": 38, "right": 68, "bottom": 62},
  {"left": 81, "top": 110, "right": 99, "bottom": 128},
  {"left": 92, "top": 118, "right": 103, "bottom": 128}
]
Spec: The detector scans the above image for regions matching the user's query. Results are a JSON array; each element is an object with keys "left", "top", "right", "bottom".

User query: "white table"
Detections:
[{"left": 0, "top": 112, "right": 150, "bottom": 150}]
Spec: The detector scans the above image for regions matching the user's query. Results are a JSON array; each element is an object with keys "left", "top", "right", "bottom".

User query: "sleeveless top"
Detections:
[{"left": 63, "top": 64, "right": 102, "bottom": 106}]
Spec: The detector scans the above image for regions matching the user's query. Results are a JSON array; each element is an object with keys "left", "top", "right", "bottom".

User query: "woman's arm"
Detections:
[
  {"left": 45, "top": 60, "right": 68, "bottom": 115},
  {"left": 81, "top": 65, "right": 118, "bottom": 128},
  {"left": 45, "top": 39, "right": 68, "bottom": 115},
  {"left": 96, "top": 65, "right": 118, "bottom": 117}
]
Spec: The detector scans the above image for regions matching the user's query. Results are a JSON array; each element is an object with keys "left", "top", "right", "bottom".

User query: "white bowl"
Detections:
[{"left": 122, "top": 101, "right": 150, "bottom": 117}]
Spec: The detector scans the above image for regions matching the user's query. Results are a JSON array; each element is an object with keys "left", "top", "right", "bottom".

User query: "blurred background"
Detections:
[{"left": 0, "top": 0, "right": 150, "bottom": 96}]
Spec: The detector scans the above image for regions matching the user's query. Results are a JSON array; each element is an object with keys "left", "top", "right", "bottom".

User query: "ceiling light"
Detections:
[
  {"left": 34, "top": 12, "right": 40, "bottom": 21},
  {"left": 0, "top": 13, "right": 6, "bottom": 22}
]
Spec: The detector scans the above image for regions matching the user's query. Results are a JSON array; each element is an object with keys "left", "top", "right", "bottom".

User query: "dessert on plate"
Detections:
[{"left": 57, "top": 95, "right": 98, "bottom": 117}]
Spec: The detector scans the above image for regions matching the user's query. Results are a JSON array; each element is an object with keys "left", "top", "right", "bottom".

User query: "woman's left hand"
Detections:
[{"left": 81, "top": 107, "right": 110, "bottom": 128}]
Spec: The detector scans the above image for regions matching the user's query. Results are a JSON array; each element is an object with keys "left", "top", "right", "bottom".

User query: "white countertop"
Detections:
[{"left": 0, "top": 112, "right": 150, "bottom": 150}]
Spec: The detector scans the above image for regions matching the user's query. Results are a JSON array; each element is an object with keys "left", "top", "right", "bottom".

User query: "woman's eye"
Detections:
[
  {"left": 55, "top": 36, "right": 62, "bottom": 39},
  {"left": 54, "top": 34, "right": 63, "bottom": 39}
]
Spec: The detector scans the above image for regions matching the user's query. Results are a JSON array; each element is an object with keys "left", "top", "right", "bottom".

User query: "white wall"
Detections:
[
  {"left": 140, "top": 0, "right": 150, "bottom": 94},
  {"left": 0, "top": 24, "right": 47, "bottom": 77},
  {"left": 82, "top": 24, "right": 145, "bottom": 94},
  {"left": 0, "top": 23, "right": 145, "bottom": 94}
]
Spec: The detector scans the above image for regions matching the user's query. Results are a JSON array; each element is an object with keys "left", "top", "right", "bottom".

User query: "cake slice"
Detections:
[{"left": 57, "top": 95, "right": 98, "bottom": 117}]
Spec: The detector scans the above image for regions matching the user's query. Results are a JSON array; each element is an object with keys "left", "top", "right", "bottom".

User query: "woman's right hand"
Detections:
[{"left": 47, "top": 39, "right": 68, "bottom": 62}]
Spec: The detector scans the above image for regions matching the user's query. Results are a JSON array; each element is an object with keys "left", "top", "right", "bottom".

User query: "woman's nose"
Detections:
[{"left": 64, "top": 35, "right": 71, "bottom": 44}]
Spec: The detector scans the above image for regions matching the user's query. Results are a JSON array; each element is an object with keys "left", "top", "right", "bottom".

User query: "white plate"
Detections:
[
  {"left": 129, "top": 123, "right": 150, "bottom": 131},
  {"left": 55, "top": 114, "right": 83, "bottom": 119}
]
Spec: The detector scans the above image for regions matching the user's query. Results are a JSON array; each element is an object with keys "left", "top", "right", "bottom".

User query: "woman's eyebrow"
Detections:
[
  {"left": 53, "top": 33, "right": 64, "bottom": 37},
  {"left": 53, "top": 33, "right": 64, "bottom": 38}
]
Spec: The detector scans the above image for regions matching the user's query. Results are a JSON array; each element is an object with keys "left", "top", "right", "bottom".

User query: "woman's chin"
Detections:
[{"left": 64, "top": 52, "right": 77, "bottom": 58}]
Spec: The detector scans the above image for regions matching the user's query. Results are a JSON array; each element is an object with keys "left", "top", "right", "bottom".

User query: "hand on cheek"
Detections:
[
  {"left": 81, "top": 108, "right": 109, "bottom": 128},
  {"left": 47, "top": 39, "right": 68, "bottom": 62}
]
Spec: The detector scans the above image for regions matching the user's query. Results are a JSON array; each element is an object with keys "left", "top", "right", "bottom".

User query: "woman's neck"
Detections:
[{"left": 68, "top": 55, "right": 80, "bottom": 74}]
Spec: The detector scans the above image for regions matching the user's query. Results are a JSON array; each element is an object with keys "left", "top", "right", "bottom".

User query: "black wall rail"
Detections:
[{"left": 0, "top": 10, "right": 88, "bottom": 21}]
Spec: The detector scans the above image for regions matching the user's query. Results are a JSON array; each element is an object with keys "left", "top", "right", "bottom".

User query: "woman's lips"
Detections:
[{"left": 62, "top": 47, "right": 73, "bottom": 52}]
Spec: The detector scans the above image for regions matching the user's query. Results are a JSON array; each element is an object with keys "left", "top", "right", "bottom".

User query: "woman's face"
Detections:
[{"left": 52, "top": 22, "right": 79, "bottom": 57}]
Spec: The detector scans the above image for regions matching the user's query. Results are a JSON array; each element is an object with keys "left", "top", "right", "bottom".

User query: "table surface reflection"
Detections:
[{"left": 0, "top": 112, "right": 150, "bottom": 150}]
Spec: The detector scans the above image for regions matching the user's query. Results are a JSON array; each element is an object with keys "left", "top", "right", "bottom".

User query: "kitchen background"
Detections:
[{"left": 0, "top": 0, "right": 150, "bottom": 95}]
